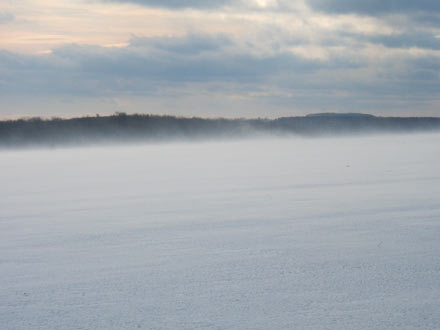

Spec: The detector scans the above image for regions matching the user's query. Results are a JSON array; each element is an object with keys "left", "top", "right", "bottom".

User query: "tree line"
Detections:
[{"left": 1, "top": 112, "right": 439, "bottom": 148}]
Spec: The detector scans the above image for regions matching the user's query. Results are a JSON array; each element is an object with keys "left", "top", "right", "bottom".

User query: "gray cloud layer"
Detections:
[
  {"left": 0, "top": 34, "right": 329, "bottom": 96},
  {"left": 339, "top": 31, "right": 440, "bottom": 51},
  {"left": 1, "top": 33, "right": 438, "bottom": 111},
  {"left": 308, "top": 0, "right": 440, "bottom": 15},
  {"left": 2, "top": 1, "right": 440, "bottom": 117},
  {"left": 102, "top": 0, "right": 440, "bottom": 14}
]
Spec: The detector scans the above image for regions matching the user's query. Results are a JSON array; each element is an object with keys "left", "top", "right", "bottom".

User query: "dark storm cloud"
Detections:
[{"left": 308, "top": 0, "right": 440, "bottom": 15}]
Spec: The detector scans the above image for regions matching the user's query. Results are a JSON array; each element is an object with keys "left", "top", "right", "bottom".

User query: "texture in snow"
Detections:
[{"left": 1, "top": 133, "right": 440, "bottom": 329}]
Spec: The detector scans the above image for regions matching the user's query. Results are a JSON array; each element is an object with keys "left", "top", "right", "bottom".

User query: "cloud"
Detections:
[
  {"left": 308, "top": 0, "right": 440, "bottom": 15},
  {"left": 0, "top": 34, "right": 337, "bottom": 96},
  {"left": 373, "top": 33, "right": 440, "bottom": 50},
  {"left": 100, "top": 0, "right": 238, "bottom": 9},
  {"left": 98, "top": 0, "right": 301, "bottom": 10},
  {"left": 129, "top": 34, "right": 232, "bottom": 55},
  {"left": 339, "top": 31, "right": 440, "bottom": 51},
  {"left": 101, "top": 0, "right": 440, "bottom": 14},
  {"left": 1, "top": 33, "right": 439, "bottom": 117}
]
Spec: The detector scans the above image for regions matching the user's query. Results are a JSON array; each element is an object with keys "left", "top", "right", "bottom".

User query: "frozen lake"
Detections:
[{"left": 1, "top": 133, "right": 440, "bottom": 329}]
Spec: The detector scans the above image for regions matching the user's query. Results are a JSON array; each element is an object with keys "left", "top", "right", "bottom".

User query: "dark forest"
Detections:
[{"left": 1, "top": 112, "right": 440, "bottom": 148}]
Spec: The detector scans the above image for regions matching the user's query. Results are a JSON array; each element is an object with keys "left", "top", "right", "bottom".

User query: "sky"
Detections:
[{"left": 0, "top": 0, "right": 439, "bottom": 118}]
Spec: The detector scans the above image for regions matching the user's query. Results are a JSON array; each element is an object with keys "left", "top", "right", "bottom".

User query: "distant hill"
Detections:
[
  {"left": 1, "top": 113, "right": 440, "bottom": 148},
  {"left": 305, "top": 113, "right": 376, "bottom": 118}
]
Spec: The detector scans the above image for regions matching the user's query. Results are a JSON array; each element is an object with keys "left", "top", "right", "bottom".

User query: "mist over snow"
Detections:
[{"left": 1, "top": 134, "right": 440, "bottom": 330}]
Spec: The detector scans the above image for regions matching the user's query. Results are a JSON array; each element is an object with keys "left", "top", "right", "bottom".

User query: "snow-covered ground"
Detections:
[{"left": 1, "top": 133, "right": 440, "bottom": 330}]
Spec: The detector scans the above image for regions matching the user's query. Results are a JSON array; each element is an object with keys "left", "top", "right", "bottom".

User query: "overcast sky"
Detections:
[{"left": 1, "top": 0, "right": 439, "bottom": 118}]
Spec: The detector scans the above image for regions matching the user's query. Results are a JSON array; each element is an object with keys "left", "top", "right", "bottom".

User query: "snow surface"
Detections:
[{"left": 1, "top": 133, "right": 440, "bottom": 330}]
